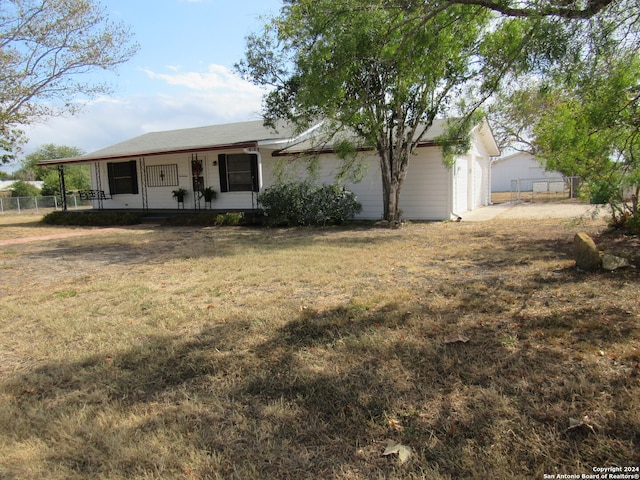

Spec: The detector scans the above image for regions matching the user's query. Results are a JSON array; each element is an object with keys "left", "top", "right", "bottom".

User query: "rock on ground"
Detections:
[{"left": 574, "top": 232, "right": 601, "bottom": 271}]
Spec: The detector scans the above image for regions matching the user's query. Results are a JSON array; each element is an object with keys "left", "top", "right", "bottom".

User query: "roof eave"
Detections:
[
  {"left": 37, "top": 141, "right": 260, "bottom": 166},
  {"left": 272, "top": 140, "right": 440, "bottom": 157}
]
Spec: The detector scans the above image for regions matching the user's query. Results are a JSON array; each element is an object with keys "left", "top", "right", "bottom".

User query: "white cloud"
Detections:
[
  {"left": 22, "top": 64, "right": 268, "bottom": 156},
  {"left": 142, "top": 64, "right": 259, "bottom": 94}
]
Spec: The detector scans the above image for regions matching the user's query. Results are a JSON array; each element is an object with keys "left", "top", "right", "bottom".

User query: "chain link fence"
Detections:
[
  {"left": 0, "top": 195, "right": 92, "bottom": 215},
  {"left": 509, "top": 176, "right": 581, "bottom": 203}
]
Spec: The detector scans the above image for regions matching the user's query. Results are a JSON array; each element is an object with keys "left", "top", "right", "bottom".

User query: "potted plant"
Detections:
[
  {"left": 172, "top": 187, "right": 187, "bottom": 203},
  {"left": 203, "top": 187, "right": 217, "bottom": 203}
]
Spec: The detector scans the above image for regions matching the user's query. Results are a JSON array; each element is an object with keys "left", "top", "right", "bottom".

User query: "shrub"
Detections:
[
  {"left": 10, "top": 180, "right": 40, "bottom": 197},
  {"left": 257, "top": 181, "right": 362, "bottom": 226},
  {"left": 588, "top": 177, "right": 620, "bottom": 205},
  {"left": 42, "top": 211, "right": 143, "bottom": 226},
  {"left": 215, "top": 212, "right": 244, "bottom": 226},
  {"left": 628, "top": 213, "right": 640, "bottom": 235}
]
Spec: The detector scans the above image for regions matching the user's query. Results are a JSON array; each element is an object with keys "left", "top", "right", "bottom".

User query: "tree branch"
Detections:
[{"left": 444, "top": 0, "right": 616, "bottom": 19}]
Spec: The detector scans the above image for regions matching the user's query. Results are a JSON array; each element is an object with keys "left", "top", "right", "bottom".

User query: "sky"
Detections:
[{"left": 18, "top": 0, "right": 283, "bottom": 162}]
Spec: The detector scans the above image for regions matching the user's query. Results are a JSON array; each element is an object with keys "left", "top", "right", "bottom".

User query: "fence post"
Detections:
[
  {"left": 17, "top": 197, "right": 21, "bottom": 214},
  {"left": 0, "top": 197, "right": 3, "bottom": 213},
  {"left": 35, "top": 196, "right": 39, "bottom": 213}
]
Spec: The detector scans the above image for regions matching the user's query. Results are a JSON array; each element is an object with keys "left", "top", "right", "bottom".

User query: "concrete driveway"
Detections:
[{"left": 461, "top": 202, "right": 605, "bottom": 222}]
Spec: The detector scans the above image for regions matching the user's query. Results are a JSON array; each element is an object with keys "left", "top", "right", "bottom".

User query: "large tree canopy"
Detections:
[
  {"left": 531, "top": 53, "right": 640, "bottom": 222},
  {"left": 15, "top": 144, "right": 89, "bottom": 195},
  {"left": 488, "top": 0, "right": 639, "bottom": 226},
  {"left": 0, "top": 0, "right": 138, "bottom": 163},
  {"left": 239, "top": 0, "right": 635, "bottom": 221}
]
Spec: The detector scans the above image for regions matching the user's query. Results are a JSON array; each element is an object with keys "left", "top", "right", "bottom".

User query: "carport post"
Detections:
[{"left": 58, "top": 165, "right": 68, "bottom": 212}]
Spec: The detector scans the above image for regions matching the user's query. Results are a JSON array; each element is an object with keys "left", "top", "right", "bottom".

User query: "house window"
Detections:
[
  {"left": 218, "top": 153, "right": 259, "bottom": 192},
  {"left": 107, "top": 161, "right": 139, "bottom": 195},
  {"left": 146, "top": 164, "right": 179, "bottom": 187}
]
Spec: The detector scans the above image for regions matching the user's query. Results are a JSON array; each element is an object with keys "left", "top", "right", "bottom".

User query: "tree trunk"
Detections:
[
  {"left": 382, "top": 176, "right": 402, "bottom": 223},
  {"left": 379, "top": 147, "right": 408, "bottom": 223}
]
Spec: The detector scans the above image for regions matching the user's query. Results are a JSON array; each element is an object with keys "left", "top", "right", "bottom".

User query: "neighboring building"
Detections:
[
  {"left": 0, "top": 180, "right": 44, "bottom": 197},
  {"left": 491, "top": 152, "right": 563, "bottom": 192},
  {"left": 38, "top": 119, "right": 500, "bottom": 221}
]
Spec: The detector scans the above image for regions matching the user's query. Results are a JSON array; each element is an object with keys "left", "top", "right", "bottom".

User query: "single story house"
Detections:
[
  {"left": 491, "top": 151, "right": 563, "bottom": 192},
  {"left": 38, "top": 119, "right": 500, "bottom": 221}
]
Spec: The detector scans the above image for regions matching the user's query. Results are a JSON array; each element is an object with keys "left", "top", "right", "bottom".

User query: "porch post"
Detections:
[{"left": 58, "top": 165, "right": 68, "bottom": 212}]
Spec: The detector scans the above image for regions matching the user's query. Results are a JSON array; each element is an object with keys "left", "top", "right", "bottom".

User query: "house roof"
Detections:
[
  {"left": 37, "top": 120, "right": 297, "bottom": 166},
  {"left": 37, "top": 117, "right": 499, "bottom": 166},
  {"left": 266, "top": 118, "right": 498, "bottom": 157},
  {"left": 274, "top": 120, "right": 452, "bottom": 156},
  {"left": 491, "top": 151, "right": 535, "bottom": 165}
]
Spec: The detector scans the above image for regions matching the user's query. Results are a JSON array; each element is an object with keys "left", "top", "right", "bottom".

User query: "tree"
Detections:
[
  {"left": 9, "top": 179, "right": 40, "bottom": 197},
  {"left": 239, "top": 0, "right": 632, "bottom": 222},
  {"left": 15, "top": 144, "right": 83, "bottom": 180},
  {"left": 17, "top": 144, "right": 89, "bottom": 195},
  {"left": 532, "top": 54, "right": 640, "bottom": 224},
  {"left": 0, "top": 0, "right": 138, "bottom": 163}
]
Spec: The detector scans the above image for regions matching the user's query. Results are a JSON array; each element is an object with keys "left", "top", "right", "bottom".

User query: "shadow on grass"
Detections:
[
  {"left": 23, "top": 225, "right": 404, "bottom": 270},
  {"left": 2, "top": 287, "right": 639, "bottom": 479}
]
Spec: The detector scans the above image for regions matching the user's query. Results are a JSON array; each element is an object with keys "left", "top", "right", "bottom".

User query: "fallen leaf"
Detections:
[
  {"left": 567, "top": 415, "right": 596, "bottom": 434},
  {"left": 383, "top": 440, "right": 412, "bottom": 464},
  {"left": 568, "top": 417, "right": 582, "bottom": 428},
  {"left": 444, "top": 334, "right": 470, "bottom": 344},
  {"left": 387, "top": 418, "right": 403, "bottom": 431}
]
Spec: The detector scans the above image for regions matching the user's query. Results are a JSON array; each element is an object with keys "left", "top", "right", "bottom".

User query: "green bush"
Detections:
[
  {"left": 257, "top": 181, "right": 362, "bottom": 227},
  {"left": 626, "top": 213, "right": 640, "bottom": 235},
  {"left": 215, "top": 212, "right": 244, "bottom": 226},
  {"left": 10, "top": 180, "right": 40, "bottom": 197},
  {"left": 42, "top": 211, "right": 143, "bottom": 226},
  {"left": 588, "top": 176, "right": 621, "bottom": 204}
]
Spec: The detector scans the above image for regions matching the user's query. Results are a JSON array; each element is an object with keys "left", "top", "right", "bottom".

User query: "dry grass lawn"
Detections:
[{"left": 0, "top": 212, "right": 638, "bottom": 479}]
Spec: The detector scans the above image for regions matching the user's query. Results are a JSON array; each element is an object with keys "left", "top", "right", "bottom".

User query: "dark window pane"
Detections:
[
  {"left": 225, "top": 154, "right": 257, "bottom": 192},
  {"left": 107, "top": 161, "right": 138, "bottom": 195}
]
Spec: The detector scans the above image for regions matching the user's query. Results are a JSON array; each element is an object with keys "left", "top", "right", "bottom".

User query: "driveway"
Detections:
[{"left": 461, "top": 202, "right": 604, "bottom": 222}]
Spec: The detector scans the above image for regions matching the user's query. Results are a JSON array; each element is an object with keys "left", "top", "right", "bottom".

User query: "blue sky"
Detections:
[{"left": 20, "top": 0, "right": 282, "bottom": 160}]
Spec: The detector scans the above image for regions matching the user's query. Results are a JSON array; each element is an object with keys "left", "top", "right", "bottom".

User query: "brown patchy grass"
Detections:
[{"left": 0, "top": 214, "right": 638, "bottom": 479}]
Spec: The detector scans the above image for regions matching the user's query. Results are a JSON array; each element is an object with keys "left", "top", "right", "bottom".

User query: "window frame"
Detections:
[
  {"left": 218, "top": 153, "right": 259, "bottom": 192},
  {"left": 107, "top": 160, "right": 139, "bottom": 195}
]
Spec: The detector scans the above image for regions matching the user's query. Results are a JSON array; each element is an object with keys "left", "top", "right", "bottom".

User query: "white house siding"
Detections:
[
  {"left": 491, "top": 152, "right": 561, "bottom": 192},
  {"left": 453, "top": 155, "right": 469, "bottom": 216},
  {"left": 472, "top": 156, "right": 482, "bottom": 208},
  {"left": 261, "top": 152, "right": 384, "bottom": 220},
  {"left": 262, "top": 147, "right": 453, "bottom": 220},
  {"left": 469, "top": 132, "right": 494, "bottom": 208},
  {"left": 91, "top": 149, "right": 264, "bottom": 211},
  {"left": 87, "top": 130, "right": 495, "bottom": 221},
  {"left": 398, "top": 148, "right": 450, "bottom": 220},
  {"left": 471, "top": 155, "right": 490, "bottom": 209}
]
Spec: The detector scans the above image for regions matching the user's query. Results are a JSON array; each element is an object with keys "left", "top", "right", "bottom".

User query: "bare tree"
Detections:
[{"left": 0, "top": 0, "right": 139, "bottom": 162}]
